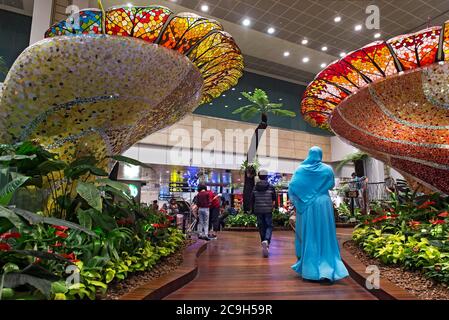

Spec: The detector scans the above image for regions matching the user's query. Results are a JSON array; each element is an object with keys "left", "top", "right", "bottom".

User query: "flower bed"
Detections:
[
  {"left": 0, "top": 141, "right": 185, "bottom": 300},
  {"left": 352, "top": 192, "right": 449, "bottom": 287}
]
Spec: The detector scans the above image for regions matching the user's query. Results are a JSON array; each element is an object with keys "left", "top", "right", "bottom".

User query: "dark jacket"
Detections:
[{"left": 250, "top": 180, "right": 276, "bottom": 215}]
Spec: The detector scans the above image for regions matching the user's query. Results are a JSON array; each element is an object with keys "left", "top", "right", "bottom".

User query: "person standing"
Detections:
[
  {"left": 208, "top": 190, "right": 221, "bottom": 239},
  {"left": 196, "top": 184, "right": 211, "bottom": 241},
  {"left": 250, "top": 170, "right": 277, "bottom": 258},
  {"left": 152, "top": 200, "right": 159, "bottom": 212},
  {"left": 289, "top": 146, "right": 348, "bottom": 282}
]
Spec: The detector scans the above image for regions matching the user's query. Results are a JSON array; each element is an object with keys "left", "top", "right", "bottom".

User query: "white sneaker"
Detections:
[{"left": 262, "top": 241, "right": 269, "bottom": 258}]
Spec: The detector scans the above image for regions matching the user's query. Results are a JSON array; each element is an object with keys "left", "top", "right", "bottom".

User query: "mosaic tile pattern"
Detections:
[
  {"left": 0, "top": 35, "right": 203, "bottom": 166},
  {"left": 45, "top": 5, "right": 243, "bottom": 104},
  {"left": 300, "top": 20, "right": 449, "bottom": 194},
  {"left": 329, "top": 63, "right": 449, "bottom": 194}
]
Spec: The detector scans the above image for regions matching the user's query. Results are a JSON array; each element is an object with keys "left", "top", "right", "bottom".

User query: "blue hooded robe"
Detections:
[{"left": 289, "top": 146, "right": 348, "bottom": 281}]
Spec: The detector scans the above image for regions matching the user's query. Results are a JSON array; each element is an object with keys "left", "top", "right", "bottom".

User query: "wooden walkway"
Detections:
[{"left": 165, "top": 231, "right": 376, "bottom": 300}]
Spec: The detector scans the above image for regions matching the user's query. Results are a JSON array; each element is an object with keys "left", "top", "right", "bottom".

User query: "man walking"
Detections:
[
  {"left": 251, "top": 170, "right": 277, "bottom": 257},
  {"left": 196, "top": 184, "right": 211, "bottom": 241}
]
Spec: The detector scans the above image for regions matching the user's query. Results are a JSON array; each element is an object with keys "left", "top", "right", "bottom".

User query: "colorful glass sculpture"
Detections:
[
  {"left": 0, "top": 3, "right": 243, "bottom": 169},
  {"left": 301, "top": 21, "right": 449, "bottom": 194},
  {"left": 45, "top": 5, "right": 244, "bottom": 104}
]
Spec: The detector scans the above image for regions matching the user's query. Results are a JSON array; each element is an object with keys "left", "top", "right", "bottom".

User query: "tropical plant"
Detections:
[
  {"left": 335, "top": 151, "right": 368, "bottom": 172},
  {"left": 232, "top": 88, "right": 296, "bottom": 121},
  {"left": 226, "top": 213, "right": 257, "bottom": 227}
]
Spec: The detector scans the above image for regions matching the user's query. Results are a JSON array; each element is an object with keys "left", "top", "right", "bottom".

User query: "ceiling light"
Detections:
[
  {"left": 200, "top": 4, "right": 209, "bottom": 12},
  {"left": 238, "top": 97, "right": 242, "bottom": 100},
  {"left": 320, "top": 63, "right": 327, "bottom": 68},
  {"left": 321, "top": 46, "right": 328, "bottom": 51},
  {"left": 267, "top": 27, "right": 275, "bottom": 34},
  {"left": 232, "top": 88, "right": 236, "bottom": 91},
  {"left": 334, "top": 16, "right": 341, "bottom": 23},
  {"left": 222, "top": 94, "right": 226, "bottom": 97},
  {"left": 283, "top": 51, "right": 290, "bottom": 57},
  {"left": 374, "top": 32, "right": 381, "bottom": 39},
  {"left": 302, "top": 57, "right": 310, "bottom": 63},
  {"left": 225, "top": 105, "right": 229, "bottom": 108},
  {"left": 339, "top": 52, "right": 346, "bottom": 58},
  {"left": 354, "top": 24, "right": 362, "bottom": 31},
  {"left": 301, "top": 39, "right": 308, "bottom": 45},
  {"left": 126, "top": 2, "right": 133, "bottom": 7},
  {"left": 242, "top": 18, "right": 251, "bottom": 27}
]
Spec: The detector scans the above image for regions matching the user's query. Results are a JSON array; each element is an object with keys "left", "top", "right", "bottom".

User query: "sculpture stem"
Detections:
[{"left": 98, "top": 0, "right": 106, "bottom": 34}]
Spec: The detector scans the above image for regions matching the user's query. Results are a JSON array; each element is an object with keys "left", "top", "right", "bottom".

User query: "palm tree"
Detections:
[
  {"left": 232, "top": 88, "right": 296, "bottom": 213},
  {"left": 232, "top": 88, "right": 296, "bottom": 121}
]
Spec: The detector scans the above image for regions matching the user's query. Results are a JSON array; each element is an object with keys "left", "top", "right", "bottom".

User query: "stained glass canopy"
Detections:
[
  {"left": 45, "top": 4, "right": 244, "bottom": 104},
  {"left": 300, "top": 21, "right": 449, "bottom": 194}
]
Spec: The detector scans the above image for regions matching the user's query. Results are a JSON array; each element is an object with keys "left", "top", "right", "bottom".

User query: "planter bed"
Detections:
[
  {"left": 336, "top": 222, "right": 358, "bottom": 228},
  {"left": 104, "top": 239, "right": 195, "bottom": 300},
  {"left": 344, "top": 240, "right": 449, "bottom": 300}
]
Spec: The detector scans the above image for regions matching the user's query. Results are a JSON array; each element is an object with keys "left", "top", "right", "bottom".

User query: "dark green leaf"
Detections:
[
  {"left": 11, "top": 250, "right": 69, "bottom": 263},
  {"left": 76, "top": 182, "right": 102, "bottom": 212},
  {"left": 3, "top": 273, "right": 52, "bottom": 299},
  {"left": 0, "top": 175, "right": 30, "bottom": 206},
  {"left": 12, "top": 208, "right": 97, "bottom": 236},
  {"left": 108, "top": 155, "right": 151, "bottom": 168},
  {"left": 0, "top": 205, "right": 24, "bottom": 229},
  {"left": 37, "top": 160, "right": 67, "bottom": 175},
  {"left": 0, "top": 154, "right": 36, "bottom": 162}
]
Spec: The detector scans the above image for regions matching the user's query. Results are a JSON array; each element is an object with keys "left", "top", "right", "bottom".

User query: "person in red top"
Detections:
[{"left": 208, "top": 189, "right": 221, "bottom": 239}]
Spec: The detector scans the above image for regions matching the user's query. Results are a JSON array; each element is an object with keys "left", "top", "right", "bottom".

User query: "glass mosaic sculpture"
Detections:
[
  {"left": 45, "top": 5, "right": 244, "bottom": 104},
  {"left": 301, "top": 22, "right": 449, "bottom": 194},
  {"left": 0, "top": 4, "right": 243, "bottom": 168}
]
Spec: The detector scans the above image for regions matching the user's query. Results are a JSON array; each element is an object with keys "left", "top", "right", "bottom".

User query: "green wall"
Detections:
[
  {"left": 0, "top": 9, "right": 32, "bottom": 82},
  {"left": 194, "top": 71, "right": 332, "bottom": 136}
]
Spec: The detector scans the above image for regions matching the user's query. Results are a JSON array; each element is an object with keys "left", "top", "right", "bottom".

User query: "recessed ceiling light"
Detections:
[
  {"left": 225, "top": 105, "right": 229, "bottom": 108},
  {"left": 321, "top": 46, "right": 328, "bottom": 51},
  {"left": 302, "top": 57, "right": 310, "bottom": 63},
  {"left": 200, "top": 4, "right": 209, "bottom": 12},
  {"left": 301, "top": 39, "right": 308, "bottom": 45},
  {"left": 222, "top": 94, "right": 226, "bottom": 97},
  {"left": 209, "top": 102, "right": 213, "bottom": 105},
  {"left": 242, "top": 18, "right": 251, "bottom": 26},
  {"left": 279, "top": 98, "right": 283, "bottom": 101},
  {"left": 374, "top": 32, "right": 381, "bottom": 39},
  {"left": 320, "top": 63, "right": 327, "bottom": 68},
  {"left": 339, "top": 52, "right": 346, "bottom": 58},
  {"left": 267, "top": 27, "right": 275, "bottom": 34},
  {"left": 334, "top": 16, "right": 342, "bottom": 23},
  {"left": 232, "top": 88, "right": 236, "bottom": 91},
  {"left": 283, "top": 51, "right": 290, "bottom": 57},
  {"left": 354, "top": 24, "right": 363, "bottom": 31},
  {"left": 238, "top": 97, "right": 242, "bottom": 100}
]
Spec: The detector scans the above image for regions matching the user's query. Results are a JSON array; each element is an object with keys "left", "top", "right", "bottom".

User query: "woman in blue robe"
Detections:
[{"left": 289, "top": 146, "right": 349, "bottom": 282}]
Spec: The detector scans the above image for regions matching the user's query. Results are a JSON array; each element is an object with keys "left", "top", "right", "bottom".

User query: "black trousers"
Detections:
[
  {"left": 256, "top": 213, "right": 273, "bottom": 245},
  {"left": 209, "top": 207, "right": 220, "bottom": 232}
]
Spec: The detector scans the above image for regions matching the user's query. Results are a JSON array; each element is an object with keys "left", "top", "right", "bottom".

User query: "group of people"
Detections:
[{"left": 191, "top": 185, "right": 221, "bottom": 241}]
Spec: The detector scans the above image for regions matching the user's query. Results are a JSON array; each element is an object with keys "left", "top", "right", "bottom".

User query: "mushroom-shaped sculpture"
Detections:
[
  {"left": 301, "top": 22, "right": 449, "bottom": 194},
  {"left": 0, "top": 4, "right": 243, "bottom": 167}
]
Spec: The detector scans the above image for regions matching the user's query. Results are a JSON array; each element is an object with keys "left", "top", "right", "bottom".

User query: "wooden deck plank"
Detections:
[{"left": 165, "top": 231, "right": 376, "bottom": 300}]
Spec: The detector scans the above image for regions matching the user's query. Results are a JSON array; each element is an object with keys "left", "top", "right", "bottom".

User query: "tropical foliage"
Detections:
[
  {"left": 232, "top": 88, "right": 296, "bottom": 121},
  {"left": 0, "top": 141, "right": 184, "bottom": 300},
  {"left": 353, "top": 190, "right": 449, "bottom": 284}
]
